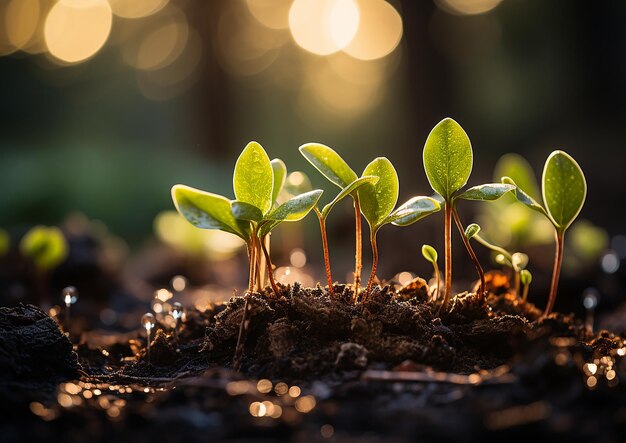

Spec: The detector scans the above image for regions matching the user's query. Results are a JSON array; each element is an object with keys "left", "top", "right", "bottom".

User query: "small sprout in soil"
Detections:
[
  {"left": 465, "top": 223, "right": 529, "bottom": 297},
  {"left": 299, "top": 143, "right": 367, "bottom": 293},
  {"left": 62, "top": 286, "right": 78, "bottom": 326},
  {"left": 423, "top": 118, "right": 514, "bottom": 310},
  {"left": 141, "top": 312, "right": 156, "bottom": 363},
  {"left": 358, "top": 157, "right": 440, "bottom": 293},
  {"left": 421, "top": 244, "right": 440, "bottom": 300},
  {"left": 19, "top": 225, "right": 68, "bottom": 273},
  {"left": 502, "top": 150, "right": 586, "bottom": 316},
  {"left": 171, "top": 302, "right": 184, "bottom": 344},
  {"left": 520, "top": 269, "right": 532, "bottom": 303}
]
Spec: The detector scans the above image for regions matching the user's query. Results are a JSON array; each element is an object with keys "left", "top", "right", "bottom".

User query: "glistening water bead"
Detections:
[
  {"left": 62, "top": 286, "right": 78, "bottom": 326},
  {"left": 141, "top": 313, "right": 156, "bottom": 362},
  {"left": 171, "top": 302, "right": 184, "bottom": 344}
]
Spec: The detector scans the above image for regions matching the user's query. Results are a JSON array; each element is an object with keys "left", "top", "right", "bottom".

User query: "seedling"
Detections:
[
  {"left": 520, "top": 269, "right": 532, "bottom": 303},
  {"left": 502, "top": 150, "right": 586, "bottom": 316},
  {"left": 423, "top": 118, "right": 514, "bottom": 311},
  {"left": 465, "top": 223, "right": 529, "bottom": 296},
  {"left": 172, "top": 142, "right": 322, "bottom": 369},
  {"left": 311, "top": 175, "right": 379, "bottom": 294},
  {"left": 358, "top": 157, "right": 440, "bottom": 293},
  {"left": 421, "top": 244, "right": 440, "bottom": 300},
  {"left": 299, "top": 143, "right": 367, "bottom": 293}
]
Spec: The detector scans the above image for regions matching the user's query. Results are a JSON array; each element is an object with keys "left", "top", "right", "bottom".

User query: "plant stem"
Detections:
[
  {"left": 246, "top": 242, "right": 255, "bottom": 293},
  {"left": 365, "top": 229, "right": 379, "bottom": 293},
  {"left": 521, "top": 282, "right": 529, "bottom": 303},
  {"left": 234, "top": 227, "right": 257, "bottom": 371},
  {"left": 513, "top": 270, "right": 521, "bottom": 297},
  {"left": 353, "top": 195, "right": 363, "bottom": 296},
  {"left": 544, "top": 230, "right": 564, "bottom": 317},
  {"left": 453, "top": 207, "right": 485, "bottom": 299},
  {"left": 260, "top": 234, "right": 280, "bottom": 297},
  {"left": 315, "top": 208, "right": 334, "bottom": 295},
  {"left": 432, "top": 263, "right": 440, "bottom": 301},
  {"left": 441, "top": 202, "right": 453, "bottom": 312}
]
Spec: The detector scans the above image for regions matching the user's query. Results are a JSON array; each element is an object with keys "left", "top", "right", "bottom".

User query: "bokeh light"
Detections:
[
  {"left": 109, "top": 0, "right": 169, "bottom": 19},
  {"left": 44, "top": 0, "right": 113, "bottom": 64},
  {"left": 436, "top": 0, "right": 503, "bottom": 15},
  {"left": 343, "top": 0, "right": 403, "bottom": 60},
  {"left": 5, "top": 0, "right": 40, "bottom": 50},
  {"left": 245, "top": 0, "right": 291, "bottom": 30},
  {"left": 289, "top": 0, "right": 360, "bottom": 56}
]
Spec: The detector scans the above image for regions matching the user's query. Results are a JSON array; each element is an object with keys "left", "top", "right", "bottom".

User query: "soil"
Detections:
[{"left": 1, "top": 271, "right": 625, "bottom": 442}]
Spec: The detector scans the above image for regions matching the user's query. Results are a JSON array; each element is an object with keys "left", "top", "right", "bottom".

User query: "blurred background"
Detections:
[{"left": 1, "top": 0, "right": 625, "bottom": 321}]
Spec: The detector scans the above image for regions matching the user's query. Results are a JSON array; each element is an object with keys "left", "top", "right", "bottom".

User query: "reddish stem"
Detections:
[
  {"left": 316, "top": 209, "right": 334, "bottom": 295},
  {"left": 260, "top": 235, "right": 280, "bottom": 297},
  {"left": 365, "top": 230, "right": 379, "bottom": 293},
  {"left": 452, "top": 208, "right": 485, "bottom": 300},
  {"left": 544, "top": 230, "right": 564, "bottom": 317},
  {"left": 440, "top": 202, "right": 453, "bottom": 312},
  {"left": 353, "top": 196, "right": 363, "bottom": 296}
]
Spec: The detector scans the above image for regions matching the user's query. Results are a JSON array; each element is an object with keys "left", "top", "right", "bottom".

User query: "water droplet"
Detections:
[
  {"left": 171, "top": 302, "right": 184, "bottom": 320},
  {"left": 582, "top": 288, "right": 599, "bottom": 310},
  {"left": 141, "top": 313, "right": 155, "bottom": 331},
  {"left": 62, "top": 286, "right": 79, "bottom": 306}
]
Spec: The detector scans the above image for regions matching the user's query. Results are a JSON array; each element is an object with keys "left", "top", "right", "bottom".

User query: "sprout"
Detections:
[
  {"left": 520, "top": 269, "right": 532, "bottom": 303},
  {"left": 502, "top": 150, "right": 586, "bottom": 316},
  {"left": 421, "top": 244, "right": 440, "bottom": 300},
  {"left": 19, "top": 225, "right": 68, "bottom": 273},
  {"left": 172, "top": 142, "right": 322, "bottom": 369},
  {"left": 423, "top": 118, "right": 514, "bottom": 311},
  {"left": 465, "top": 223, "right": 530, "bottom": 297},
  {"left": 358, "top": 157, "right": 440, "bottom": 293},
  {"left": 299, "top": 143, "right": 367, "bottom": 293}
]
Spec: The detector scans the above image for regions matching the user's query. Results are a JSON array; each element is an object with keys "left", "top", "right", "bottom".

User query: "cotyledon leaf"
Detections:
[
  {"left": 264, "top": 190, "right": 324, "bottom": 222},
  {"left": 299, "top": 143, "right": 358, "bottom": 189},
  {"left": 233, "top": 141, "right": 273, "bottom": 215},
  {"left": 423, "top": 118, "right": 473, "bottom": 201},
  {"left": 455, "top": 183, "right": 515, "bottom": 201},
  {"left": 172, "top": 184, "right": 249, "bottom": 240},
  {"left": 388, "top": 196, "right": 441, "bottom": 226},
  {"left": 231, "top": 201, "right": 264, "bottom": 222},
  {"left": 358, "top": 157, "right": 399, "bottom": 229},
  {"left": 542, "top": 150, "right": 586, "bottom": 231},
  {"left": 501, "top": 176, "right": 549, "bottom": 218},
  {"left": 320, "top": 176, "right": 379, "bottom": 218},
  {"left": 422, "top": 244, "right": 438, "bottom": 264},
  {"left": 464, "top": 223, "right": 481, "bottom": 240},
  {"left": 271, "top": 158, "right": 287, "bottom": 204}
]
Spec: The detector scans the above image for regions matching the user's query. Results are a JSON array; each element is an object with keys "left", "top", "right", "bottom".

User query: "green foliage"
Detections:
[
  {"left": 464, "top": 223, "right": 480, "bottom": 240},
  {"left": 320, "top": 176, "right": 379, "bottom": 218},
  {"left": 520, "top": 269, "right": 532, "bottom": 286},
  {"left": 421, "top": 244, "right": 438, "bottom": 264},
  {"left": 358, "top": 158, "right": 399, "bottom": 230},
  {"left": 233, "top": 141, "right": 274, "bottom": 215},
  {"left": 299, "top": 143, "right": 358, "bottom": 189},
  {"left": 19, "top": 226, "right": 68, "bottom": 272},
  {"left": 542, "top": 150, "right": 587, "bottom": 232},
  {"left": 270, "top": 159, "right": 287, "bottom": 205},
  {"left": 494, "top": 153, "right": 541, "bottom": 201},
  {"left": 172, "top": 185, "right": 250, "bottom": 240},
  {"left": 456, "top": 183, "right": 515, "bottom": 202},
  {"left": 388, "top": 197, "right": 441, "bottom": 226},
  {"left": 423, "top": 118, "right": 473, "bottom": 201}
]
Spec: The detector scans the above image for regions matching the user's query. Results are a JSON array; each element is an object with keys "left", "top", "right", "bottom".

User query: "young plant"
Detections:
[
  {"left": 465, "top": 223, "right": 529, "bottom": 296},
  {"left": 421, "top": 244, "right": 440, "bottom": 300},
  {"left": 520, "top": 269, "right": 532, "bottom": 303},
  {"left": 172, "top": 142, "right": 322, "bottom": 369},
  {"left": 311, "top": 175, "right": 379, "bottom": 294},
  {"left": 502, "top": 150, "right": 586, "bottom": 316},
  {"left": 357, "top": 157, "right": 441, "bottom": 293},
  {"left": 423, "top": 118, "right": 514, "bottom": 311},
  {"left": 299, "top": 143, "right": 367, "bottom": 293}
]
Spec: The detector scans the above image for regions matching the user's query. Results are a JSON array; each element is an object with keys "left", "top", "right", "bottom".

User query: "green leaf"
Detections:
[
  {"left": 172, "top": 185, "right": 249, "bottom": 240},
  {"left": 19, "top": 226, "right": 68, "bottom": 271},
  {"left": 456, "top": 183, "right": 515, "bottom": 201},
  {"left": 271, "top": 158, "right": 287, "bottom": 204},
  {"left": 388, "top": 196, "right": 441, "bottom": 226},
  {"left": 264, "top": 190, "right": 324, "bottom": 222},
  {"left": 358, "top": 157, "right": 399, "bottom": 229},
  {"left": 299, "top": 143, "right": 358, "bottom": 189},
  {"left": 231, "top": 201, "right": 264, "bottom": 222},
  {"left": 321, "top": 175, "right": 379, "bottom": 218},
  {"left": 422, "top": 244, "right": 438, "bottom": 264},
  {"left": 520, "top": 269, "right": 532, "bottom": 286},
  {"left": 233, "top": 141, "right": 273, "bottom": 215},
  {"left": 501, "top": 176, "right": 549, "bottom": 218},
  {"left": 464, "top": 223, "right": 480, "bottom": 240},
  {"left": 542, "top": 150, "right": 587, "bottom": 231},
  {"left": 494, "top": 153, "right": 541, "bottom": 201},
  {"left": 423, "top": 118, "right": 473, "bottom": 201}
]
